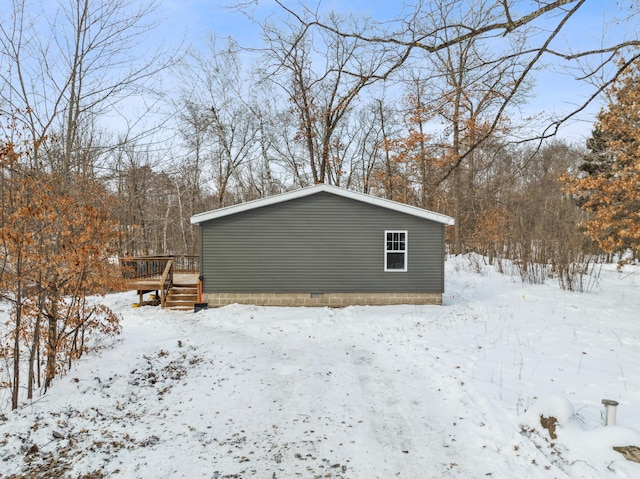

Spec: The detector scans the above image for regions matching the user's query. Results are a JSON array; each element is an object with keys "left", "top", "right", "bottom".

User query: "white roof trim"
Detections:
[{"left": 190, "top": 184, "right": 455, "bottom": 225}]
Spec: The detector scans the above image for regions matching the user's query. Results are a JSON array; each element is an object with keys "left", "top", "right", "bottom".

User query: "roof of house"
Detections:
[{"left": 190, "top": 184, "right": 455, "bottom": 226}]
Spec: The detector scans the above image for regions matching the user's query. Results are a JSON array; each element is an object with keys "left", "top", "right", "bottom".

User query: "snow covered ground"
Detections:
[{"left": 1, "top": 256, "right": 639, "bottom": 478}]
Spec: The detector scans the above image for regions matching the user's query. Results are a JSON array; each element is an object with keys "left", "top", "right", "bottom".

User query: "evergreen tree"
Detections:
[{"left": 580, "top": 127, "right": 614, "bottom": 177}]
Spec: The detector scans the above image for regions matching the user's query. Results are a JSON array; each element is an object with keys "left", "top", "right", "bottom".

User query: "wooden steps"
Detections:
[{"left": 164, "top": 284, "right": 199, "bottom": 311}]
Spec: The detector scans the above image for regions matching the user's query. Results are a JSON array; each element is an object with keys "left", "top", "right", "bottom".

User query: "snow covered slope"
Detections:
[{"left": 1, "top": 256, "right": 639, "bottom": 478}]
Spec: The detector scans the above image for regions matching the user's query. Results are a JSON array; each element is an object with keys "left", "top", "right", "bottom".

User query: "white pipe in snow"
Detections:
[{"left": 602, "top": 399, "right": 619, "bottom": 426}]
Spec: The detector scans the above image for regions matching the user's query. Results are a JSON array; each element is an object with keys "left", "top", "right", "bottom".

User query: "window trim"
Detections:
[{"left": 384, "top": 230, "right": 408, "bottom": 272}]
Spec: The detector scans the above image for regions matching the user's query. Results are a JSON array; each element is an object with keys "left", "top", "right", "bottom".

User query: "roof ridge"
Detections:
[{"left": 191, "top": 184, "right": 455, "bottom": 225}]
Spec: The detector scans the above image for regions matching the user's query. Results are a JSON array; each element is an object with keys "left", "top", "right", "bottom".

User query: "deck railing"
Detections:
[
  {"left": 171, "top": 255, "right": 199, "bottom": 273},
  {"left": 120, "top": 255, "right": 199, "bottom": 280}
]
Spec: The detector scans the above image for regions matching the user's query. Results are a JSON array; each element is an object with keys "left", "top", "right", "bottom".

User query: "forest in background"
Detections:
[{"left": 1, "top": 0, "right": 640, "bottom": 405}]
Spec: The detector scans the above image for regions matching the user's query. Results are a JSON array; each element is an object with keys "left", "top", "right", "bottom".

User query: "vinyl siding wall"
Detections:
[{"left": 199, "top": 192, "right": 445, "bottom": 294}]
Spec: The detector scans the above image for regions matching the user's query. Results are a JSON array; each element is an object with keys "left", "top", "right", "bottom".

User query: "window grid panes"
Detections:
[{"left": 385, "top": 230, "right": 407, "bottom": 272}]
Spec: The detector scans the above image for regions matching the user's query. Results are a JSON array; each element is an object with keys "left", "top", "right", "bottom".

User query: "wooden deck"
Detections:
[
  {"left": 173, "top": 273, "right": 199, "bottom": 285},
  {"left": 120, "top": 255, "right": 200, "bottom": 309},
  {"left": 124, "top": 273, "right": 199, "bottom": 292}
]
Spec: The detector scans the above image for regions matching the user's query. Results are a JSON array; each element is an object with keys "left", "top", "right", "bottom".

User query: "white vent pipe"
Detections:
[{"left": 602, "top": 399, "right": 619, "bottom": 426}]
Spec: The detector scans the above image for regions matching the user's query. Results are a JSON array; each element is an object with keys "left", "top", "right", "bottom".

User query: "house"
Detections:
[{"left": 190, "top": 184, "right": 454, "bottom": 307}]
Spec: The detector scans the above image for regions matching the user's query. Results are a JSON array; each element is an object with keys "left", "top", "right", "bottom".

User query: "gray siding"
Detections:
[{"left": 200, "top": 192, "right": 445, "bottom": 294}]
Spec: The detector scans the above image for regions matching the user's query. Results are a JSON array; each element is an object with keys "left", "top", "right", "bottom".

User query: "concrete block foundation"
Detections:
[{"left": 202, "top": 292, "right": 443, "bottom": 307}]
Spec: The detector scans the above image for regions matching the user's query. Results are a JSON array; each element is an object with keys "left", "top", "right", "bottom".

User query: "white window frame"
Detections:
[{"left": 384, "top": 230, "right": 408, "bottom": 272}]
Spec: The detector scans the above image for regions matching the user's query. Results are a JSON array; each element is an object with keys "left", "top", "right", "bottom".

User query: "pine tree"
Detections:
[{"left": 580, "top": 127, "right": 615, "bottom": 177}]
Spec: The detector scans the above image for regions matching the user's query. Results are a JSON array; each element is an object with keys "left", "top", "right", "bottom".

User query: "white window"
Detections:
[{"left": 385, "top": 230, "right": 407, "bottom": 272}]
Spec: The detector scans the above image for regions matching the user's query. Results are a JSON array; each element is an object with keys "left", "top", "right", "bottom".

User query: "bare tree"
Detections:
[
  {"left": 422, "top": 0, "right": 531, "bottom": 252},
  {"left": 177, "top": 36, "right": 259, "bottom": 207},
  {"left": 0, "top": 0, "right": 174, "bottom": 175},
  {"left": 348, "top": 101, "right": 391, "bottom": 194},
  {"left": 268, "top": 0, "right": 640, "bottom": 175},
  {"left": 255, "top": 9, "right": 406, "bottom": 185}
]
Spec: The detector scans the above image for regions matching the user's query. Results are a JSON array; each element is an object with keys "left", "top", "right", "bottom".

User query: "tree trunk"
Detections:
[
  {"left": 11, "top": 252, "right": 22, "bottom": 410},
  {"left": 45, "top": 293, "right": 59, "bottom": 391},
  {"left": 27, "top": 292, "right": 44, "bottom": 400}
]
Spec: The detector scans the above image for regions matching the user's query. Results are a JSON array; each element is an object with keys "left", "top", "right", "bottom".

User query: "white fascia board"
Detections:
[
  {"left": 190, "top": 184, "right": 455, "bottom": 225},
  {"left": 190, "top": 186, "right": 326, "bottom": 224},
  {"left": 336, "top": 187, "right": 455, "bottom": 225}
]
